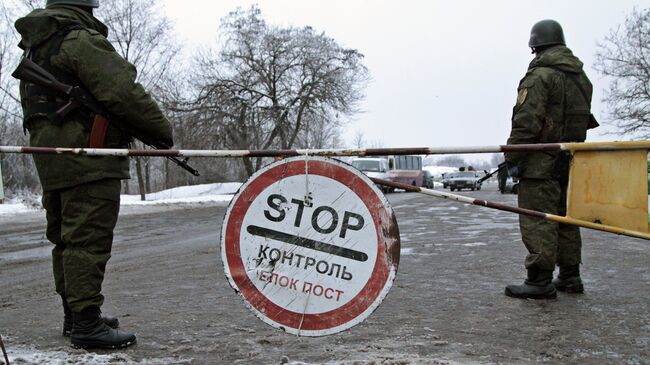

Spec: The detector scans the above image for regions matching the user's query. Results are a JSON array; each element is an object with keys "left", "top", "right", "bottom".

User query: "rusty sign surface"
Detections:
[{"left": 221, "top": 156, "right": 400, "bottom": 336}]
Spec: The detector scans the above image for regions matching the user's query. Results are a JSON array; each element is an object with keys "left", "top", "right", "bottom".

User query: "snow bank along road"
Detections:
[{"left": 1, "top": 183, "right": 649, "bottom": 364}]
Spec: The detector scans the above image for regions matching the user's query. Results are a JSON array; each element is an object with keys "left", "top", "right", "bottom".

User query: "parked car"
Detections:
[
  {"left": 350, "top": 157, "right": 391, "bottom": 193},
  {"left": 447, "top": 171, "right": 482, "bottom": 191},
  {"left": 422, "top": 170, "right": 434, "bottom": 189}
]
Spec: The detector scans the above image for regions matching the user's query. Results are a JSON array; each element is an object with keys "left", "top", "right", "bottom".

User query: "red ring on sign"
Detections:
[{"left": 225, "top": 159, "right": 390, "bottom": 331}]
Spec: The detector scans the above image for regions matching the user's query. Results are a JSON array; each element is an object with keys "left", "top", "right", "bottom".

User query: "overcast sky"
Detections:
[{"left": 159, "top": 0, "right": 645, "bottom": 152}]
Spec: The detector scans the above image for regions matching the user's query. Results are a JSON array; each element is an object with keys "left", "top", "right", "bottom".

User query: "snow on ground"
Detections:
[
  {"left": 2, "top": 343, "right": 192, "bottom": 365},
  {"left": 120, "top": 182, "right": 240, "bottom": 206},
  {"left": 1, "top": 344, "right": 456, "bottom": 365},
  {"left": 423, "top": 165, "right": 458, "bottom": 178},
  {"left": 0, "top": 195, "right": 41, "bottom": 216},
  {"left": 0, "top": 182, "right": 242, "bottom": 216}
]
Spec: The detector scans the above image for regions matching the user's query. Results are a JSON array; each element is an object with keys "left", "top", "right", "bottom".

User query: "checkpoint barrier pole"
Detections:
[
  {"left": 2, "top": 140, "right": 650, "bottom": 158},
  {"left": 1, "top": 140, "right": 649, "bottom": 239},
  {"left": 369, "top": 177, "right": 650, "bottom": 241}
]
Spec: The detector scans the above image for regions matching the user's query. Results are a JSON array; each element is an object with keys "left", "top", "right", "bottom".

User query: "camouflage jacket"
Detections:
[
  {"left": 505, "top": 45, "right": 595, "bottom": 179},
  {"left": 15, "top": 5, "right": 173, "bottom": 191}
]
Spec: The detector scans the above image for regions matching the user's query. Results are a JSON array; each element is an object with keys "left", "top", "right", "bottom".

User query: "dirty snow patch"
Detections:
[
  {"left": 0, "top": 196, "right": 40, "bottom": 216},
  {"left": 0, "top": 182, "right": 243, "bottom": 215},
  {"left": 0, "top": 201, "right": 38, "bottom": 215},
  {"left": 3, "top": 344, "right": 191, "bottom": 365},
  {"left": 425, "top": 206, "right": 459, "bottom": 212},
  {"left": 463, "top": 242, "right": 487, "bottom": 247},
  {"left": 121, "top": 182, "right": 240, "bottom": 205},
  {"left": 401, "top": 247, "right": 416, "bottom": 255}
]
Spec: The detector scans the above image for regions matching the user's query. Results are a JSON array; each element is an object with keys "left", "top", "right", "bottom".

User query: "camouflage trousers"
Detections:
[
  {"left": 42, "top": 178, "right": 121, "bottom": 313},
  {"left": 518, "top": 178, "right": 582, "bottom": 271}
]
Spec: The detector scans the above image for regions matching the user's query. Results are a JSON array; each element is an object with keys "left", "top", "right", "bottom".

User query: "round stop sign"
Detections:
[{"left": 221, "top": 156, "right": 400, "bottom": 336}]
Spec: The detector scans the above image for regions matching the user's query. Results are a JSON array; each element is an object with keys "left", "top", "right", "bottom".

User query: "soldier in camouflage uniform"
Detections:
[
  {"left": 504, "top": 20, "right": 598, "bottom": 299},
  {"left": 15, "top": 0, "right": 173, "bottom": 348}
]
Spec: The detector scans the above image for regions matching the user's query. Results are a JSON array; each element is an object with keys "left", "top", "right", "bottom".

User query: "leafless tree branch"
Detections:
[{"left": 594, "top": 7, "right": 650, "bottom": 138}]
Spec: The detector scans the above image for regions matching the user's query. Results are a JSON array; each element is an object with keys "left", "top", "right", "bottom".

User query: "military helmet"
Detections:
[
  {"left": 528, "top": 19, "right": 565, "bottom": 49},
  {"left": 46, "top": 0, "right": 100, "bottom": 8}
]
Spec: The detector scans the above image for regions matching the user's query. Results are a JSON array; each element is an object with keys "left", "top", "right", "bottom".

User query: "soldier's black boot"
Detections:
[
  {"left": 553, "top": 265, "right": 584, "bottom": 293},
  {"left": 61, "top": 296, "right": 119, "bottom": 337},
  {"left": 71, "top": 307, "right": 136, "bottom": 349},
  {"left": 505, "top": 269, "right": 557, "bottom": 299}
]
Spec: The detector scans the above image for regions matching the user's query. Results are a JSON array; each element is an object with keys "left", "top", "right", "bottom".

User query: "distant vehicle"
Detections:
[
  {"left": 386, "top": 155, "right": 424, "bottom": 191},
  {"left": 351, "top": 157, "right": 391, "bottom": 193},
  {"left": 422, "top": 170, "right": 434, "bottom": 189},
  {"left": 447, "top": 171, "right": 482, "bottom": 191}
]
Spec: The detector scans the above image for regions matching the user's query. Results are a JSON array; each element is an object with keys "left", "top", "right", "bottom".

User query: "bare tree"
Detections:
[
  {"left": 99, "top": 0, "right": 179, "bottom": 92},
  {"left": 435, "top": 155, "right": 467, "bottom": 168},
  {"left": 368, "top": 138, "right": 385, "bottom": 149},
  {"left": 489, "top": 153, "right": 505, "bottom": 168},
  {"left": 97, "top": 0, "right": 182, "bottom": 199},
  {"left": 0, "top": 0, "right": 40, "bottom": 194},
  {"left": 352, "top": 130, "right": 366, "bottom": 149},
  {"left": 594, "top": 7, "right": 650, "bottom": 137},
  {"left": 1, "top": 0, "right": 185, "bottom": 196},
  {"left": 192, "top": 6, "right": 369, "bottom": 177},
  {"left": 296, "top": 109, "right": 344, "bottom": 149}
]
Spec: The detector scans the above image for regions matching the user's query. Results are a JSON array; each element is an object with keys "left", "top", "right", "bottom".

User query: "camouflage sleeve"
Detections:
[
  {"left": 504, "top": 71, "right": 548, "bottom": 164},
  {"left": 52, "top": 29, "right": 173, "bottom": 145}
]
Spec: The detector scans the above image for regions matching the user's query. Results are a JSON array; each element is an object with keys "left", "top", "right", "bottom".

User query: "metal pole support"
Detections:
[
  {"left": 0, "top": 334, "right": 10, "bottom": 365},
  {"left": 0, "top": 161, "right": 4, "bottom": 204}
]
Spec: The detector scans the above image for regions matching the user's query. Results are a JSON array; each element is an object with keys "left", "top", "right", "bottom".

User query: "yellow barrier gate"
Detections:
[{"left": 568, "top": 150, "right": 648, "bottom": 234}]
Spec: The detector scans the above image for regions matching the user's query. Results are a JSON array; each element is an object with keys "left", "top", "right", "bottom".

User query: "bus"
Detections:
[{"left": 386, "top": 155, "right": 424, "bottom": 188}]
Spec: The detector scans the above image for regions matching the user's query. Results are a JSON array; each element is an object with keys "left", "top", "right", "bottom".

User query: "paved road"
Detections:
[{"left": 1, "top": 182, "right": 649, "bottom": 364}]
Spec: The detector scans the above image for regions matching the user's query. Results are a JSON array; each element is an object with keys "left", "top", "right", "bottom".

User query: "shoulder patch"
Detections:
[
  {"left": 515, "top": 74, "right": 537, "bottom": 106},
  {"left": 517, "top": 88, "right": 528, "bottom": 106}
]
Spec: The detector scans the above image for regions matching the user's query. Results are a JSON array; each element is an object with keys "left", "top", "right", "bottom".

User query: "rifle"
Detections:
[
  {"left": 476, "top": 164, "right": 505, "bottom": 185},
  {"left": 12, "top": 56, "right": 200, "bottom": 176}
]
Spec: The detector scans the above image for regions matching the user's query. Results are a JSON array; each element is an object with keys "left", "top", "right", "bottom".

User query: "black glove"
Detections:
[{"left": 505, "top": 161, "right": 521, "bottom": 178}]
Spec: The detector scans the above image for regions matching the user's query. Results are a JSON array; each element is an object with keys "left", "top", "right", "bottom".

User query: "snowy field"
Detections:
[{"left": 0, "top": 182, "right": 242, "bottom": 216}]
